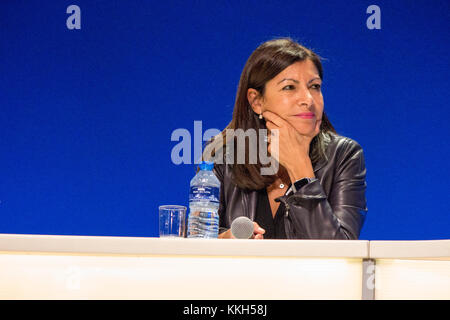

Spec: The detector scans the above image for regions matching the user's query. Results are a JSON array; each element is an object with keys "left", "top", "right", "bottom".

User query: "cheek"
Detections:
[
  {"left": 263, "top": 96, "right": 291, "bottom": 116},
  {"left": 316, "top": 95, "right": 324, "bottom": 111},
  {"left": 317, "top": 107, "right": 324, "bottom": 118}
]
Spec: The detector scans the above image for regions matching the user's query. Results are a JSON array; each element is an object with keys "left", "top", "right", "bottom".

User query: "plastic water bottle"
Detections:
[{"left": 187, "top": 161, "right": 220, "bottom": 238}]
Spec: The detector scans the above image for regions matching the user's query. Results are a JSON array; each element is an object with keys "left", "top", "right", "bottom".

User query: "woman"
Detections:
[{"left": 204, "top": 38, "right": 367, "bottom": 239}]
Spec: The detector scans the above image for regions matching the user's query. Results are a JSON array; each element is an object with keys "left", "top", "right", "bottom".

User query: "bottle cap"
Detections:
[{"left": 199, "top": 161, "right": 214, "bottom": 171}]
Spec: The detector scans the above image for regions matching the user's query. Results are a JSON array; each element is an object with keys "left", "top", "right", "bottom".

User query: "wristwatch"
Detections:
[{"left": 292, "top": 177, "right": 316, "bottom": 193}]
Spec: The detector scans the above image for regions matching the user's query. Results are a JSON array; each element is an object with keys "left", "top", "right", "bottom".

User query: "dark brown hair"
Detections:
[{"left": 205, "top": 37, "right": 336, "bottom": 190}]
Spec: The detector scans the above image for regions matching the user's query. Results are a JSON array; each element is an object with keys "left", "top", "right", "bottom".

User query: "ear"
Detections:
[{"left": 247, "top": 88, "right": 264, "bottom": 115}]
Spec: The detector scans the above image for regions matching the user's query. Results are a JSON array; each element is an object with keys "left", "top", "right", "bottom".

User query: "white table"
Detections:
[
  {"left": 369, "top": 240, "right": 450, "bottom": 300},
  {"left": 0, "top": 234, "right": 368, "bottom": 299},
  {"left": 0, "top": 234, "right": 449, "bottom": 299}
]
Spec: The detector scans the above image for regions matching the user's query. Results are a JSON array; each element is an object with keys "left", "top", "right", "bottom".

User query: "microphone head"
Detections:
[{"left": 231, "top": 216, "right": 254, "bottom": 239}]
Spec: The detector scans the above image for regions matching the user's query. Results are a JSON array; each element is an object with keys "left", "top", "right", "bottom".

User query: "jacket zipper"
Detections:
[{"left": 284, "top": 202, "right": 290, "bottom": 217}]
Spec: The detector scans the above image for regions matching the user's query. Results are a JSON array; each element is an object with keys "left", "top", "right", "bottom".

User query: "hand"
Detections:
[
  {"left": 263, "top": 110, "right": 320, "bottom": 181},
  {"left": 252, "top": 222, "right": 265, "bottom": 239}
]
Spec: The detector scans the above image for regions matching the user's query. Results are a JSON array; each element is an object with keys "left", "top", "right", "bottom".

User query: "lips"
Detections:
[{"left": 295, "top": 112, "right": 315, "bottom": 119}]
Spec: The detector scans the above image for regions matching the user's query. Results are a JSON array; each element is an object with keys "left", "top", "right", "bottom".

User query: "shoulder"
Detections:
[
  {"left": 323, "top": 132, "right": 365, "bottom": 172},
  {"left": 327, "top": 132, "right": 364, "bottom": 156}
]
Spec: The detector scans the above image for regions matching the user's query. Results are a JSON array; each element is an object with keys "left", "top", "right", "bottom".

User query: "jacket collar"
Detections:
[
  {"left": 313, "top": 131, "right": 332, "bottom": 173},
  {"left": 313, "top": 158, "right": 327, "bottom": 173}
]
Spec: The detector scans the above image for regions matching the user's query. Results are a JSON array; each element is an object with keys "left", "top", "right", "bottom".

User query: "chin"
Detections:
[{"left": 292, "top": 125, "right": 315, "bottom": 136}]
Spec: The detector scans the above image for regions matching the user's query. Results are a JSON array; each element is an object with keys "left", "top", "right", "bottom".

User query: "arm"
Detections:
[{"left": 279, "top": 140, "right": 367, "bottom": 239}]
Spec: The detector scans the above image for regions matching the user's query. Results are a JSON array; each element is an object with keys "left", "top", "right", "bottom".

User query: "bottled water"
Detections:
[{"left": 187, "top": 161, "right": 220, "bottom": 238}]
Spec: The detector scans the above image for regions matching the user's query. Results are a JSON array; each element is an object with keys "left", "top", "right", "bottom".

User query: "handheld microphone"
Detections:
[{"left": 230, "top": 216, "right": 254, "bottom": 239}]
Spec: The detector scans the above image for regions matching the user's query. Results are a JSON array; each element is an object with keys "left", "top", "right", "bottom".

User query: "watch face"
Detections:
[{"left": 294, "top": 178, "right": 309, "bottom": 190}]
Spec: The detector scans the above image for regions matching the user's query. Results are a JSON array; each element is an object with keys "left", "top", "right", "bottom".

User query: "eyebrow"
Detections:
[{"left": 277, "top": 77, "right": 321, "bottom": 85}]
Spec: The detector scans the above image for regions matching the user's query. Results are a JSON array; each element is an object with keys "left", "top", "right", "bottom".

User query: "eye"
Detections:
[
  {"left": 311, "top": 83, "right": 322, "bottom": 90},
  {"left": 282, "top": 85, "right": 295, "bottom": 90}
]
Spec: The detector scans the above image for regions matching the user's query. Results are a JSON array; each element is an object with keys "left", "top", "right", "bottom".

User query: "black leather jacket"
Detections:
[{"left": 213, "top": 132, "right": 367, "bottom": 239}]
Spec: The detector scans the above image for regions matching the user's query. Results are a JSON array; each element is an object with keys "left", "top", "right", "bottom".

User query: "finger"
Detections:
[
  {"left": 267, "top": 142, "right": 280, "bottom": 163},
  {"left": 254, "top": 234, "right": 264, "bottom": 240},
  {"left": 262, "top": 111, "right": 286, "bottom": 127},
  {"left": 265, "top": 125, "right": 279, "bottom": 141},
  {"left": 265, "top": 120, "right": 278, "bottom": 131},
  {"left": 253, "top": 222, "right": 265, "bottom": 235}
]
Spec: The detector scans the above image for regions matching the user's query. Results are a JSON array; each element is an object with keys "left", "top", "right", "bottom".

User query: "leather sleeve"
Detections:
[{"left": 280, "top": 140, "right": 368, "bottom": 239}]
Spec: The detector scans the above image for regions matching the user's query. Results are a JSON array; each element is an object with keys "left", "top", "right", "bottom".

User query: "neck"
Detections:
[
  {"left": 277, "top": 166, "right": 291, "bottom": 184},
  {"left": 267, "top": 167, "right": 290, "bottom": 191}
]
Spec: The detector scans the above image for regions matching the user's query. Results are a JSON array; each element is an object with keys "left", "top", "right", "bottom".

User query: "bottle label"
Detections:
[{"left": 189, "top": 186, "right": 219, "bottom": 204}]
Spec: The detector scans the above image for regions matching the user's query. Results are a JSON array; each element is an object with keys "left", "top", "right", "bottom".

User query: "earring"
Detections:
[{"left": 259, "top": 114, "right": 263, "bottom": 119}]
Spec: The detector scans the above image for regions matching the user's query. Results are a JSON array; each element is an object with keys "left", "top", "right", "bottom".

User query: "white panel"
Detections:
[
  {"left": 374, "top": 259, "right": 450, "bottom": 300},
  {"left": 0, "top": 253, "right": 362, "bottom": 300}
]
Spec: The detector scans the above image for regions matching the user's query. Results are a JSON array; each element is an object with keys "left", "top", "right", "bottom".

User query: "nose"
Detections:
[{"left": 297, "top": 86, "right": 314, "bottom": 108}]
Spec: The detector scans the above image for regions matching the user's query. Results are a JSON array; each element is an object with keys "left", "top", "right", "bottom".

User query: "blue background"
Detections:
[{"left": 1, "top": 0, "right": 449, "bottom": 240}]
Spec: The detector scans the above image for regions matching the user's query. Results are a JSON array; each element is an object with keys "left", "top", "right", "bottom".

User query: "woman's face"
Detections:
[{"left": 253, "top": 59, "right": 324, "bottom": 136}]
